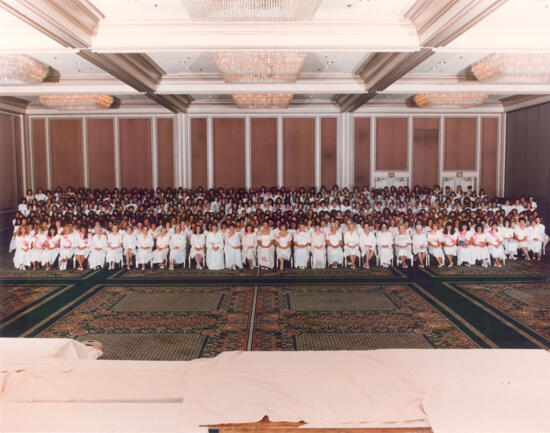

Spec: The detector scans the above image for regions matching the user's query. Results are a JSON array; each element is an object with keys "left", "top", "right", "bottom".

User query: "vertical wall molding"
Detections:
[
  {"left": 438, "top": 116, "right": 445, "bottom": 187},
  {"left": 113, "top": 117, "right": 120, "bottom": 188},
  {"left": 407, "top": 115, "right": 413, "bottom": 188},
  {"left": 19, "top": 115, "right": 27, "bottom": 193},
  {"left": 315, "top": 116, "right": 321, "bottom": 190},
  {"left": 207, "top": 116, "right": 214, "bottom": 189},
  {"left": 82, "top": 117, "right": 89, "bottom": 188},
  {"left": 45, "top": 118, "right": 51, "bottom": 190},
  {"left": 476, "top": 116, "right": 482, "bottom": 188},
  {"left": 369, "top": 116, "right": 376, "bottom": 188},
  {"left": 245, "top": 116, "right": 251, "bottom": 189},
  {"left": 151, "top": 116, "right": 158, "bottom": 189},
  {"left": 28, "top": 116, "right": 34, "bottom": 191},
  {"left": 277, "top": 115, "right": 283, "bottom": 187}
]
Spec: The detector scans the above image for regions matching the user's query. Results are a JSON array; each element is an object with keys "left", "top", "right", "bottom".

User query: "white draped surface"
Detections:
[{"left": 1, "top": 338, "right": 550, "bottom": 433}]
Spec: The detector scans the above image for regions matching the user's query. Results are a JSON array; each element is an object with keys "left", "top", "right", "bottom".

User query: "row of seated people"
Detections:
[{"left": 11, "top": 217, "right": 547, "bottom": 271}]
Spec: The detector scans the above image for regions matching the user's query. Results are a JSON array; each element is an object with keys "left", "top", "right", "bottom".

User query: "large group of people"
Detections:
[{"left": 9, "top": 184, "right": 548, "bottom": 272}]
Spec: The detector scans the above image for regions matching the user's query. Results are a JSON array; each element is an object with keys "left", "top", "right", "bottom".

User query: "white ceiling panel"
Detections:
[{"left": 408, "top": 52, "right": 490, "bottom": 75}]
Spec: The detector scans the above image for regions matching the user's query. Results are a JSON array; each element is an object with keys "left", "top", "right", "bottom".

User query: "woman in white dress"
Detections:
[
  {"left": 394, "top": 224, "right": 412, "bottom": 268},
  {"left": 359, "top": 224, "right": 376, "bottom": 269},
  {"left": 189, "top": 225, "right": 206, "bottom": 269},
  {"left": 75, "top": 226, "right": 90, "bottom": 271},
  {"left": 427, "top": 223, "right": 444, "bottom": 267},
  {"left": 412, "top": 224, "right": 428, "bottom": 268},
  {"left": 44, "top": 225, "right": 60, "bottom": 270},
  {"left": 30, "top": 225, "right": 46, "bottom": 270},
  {"left": 293, "top": 224, "right": 311, "bottom": 269},
  {"left": 169, "top": 225, "right": 187, "bottom": 270},
  {"left": 486, "top": 222, "right": 505, "bottom": 267},
  {"left": 527, "top": 219, "right": 543, "bottom": 260},
  {"left": 457, "top": 223, "right": 474, "bottom": 266},
  {"left": 136, "top": 227, "right": 154, "bottom": 269},
  {"left": 152, "top": 227, "right": 170, "bottom": 268},
  {"left": 471, "top": 224, "right": 490, "bottom": 267},
  {"left": 501, "top": 219, "right": 517, "bottom": 259},
  {"left": 106, "top": 225, "right": 123, "bottom": 270},
  {"left": 224, "top": 225, "right": 242, "bottom": 270},
  {"left": 122, "top": 226, "right": 136, "bottom": 270},
  {"left": 257, "top": 223, "right": 275, "bottom": 270},
  {"left": 275, "top": 224, "right": 292, "bottom": 271},
  {"left": 241, "top": 225, "right": 257, "bottom": 269},
  {"left": 13, "top": 226, "right": 31, "bottom": 270},
  {"left": 59, "top": 226, "right": 75, "bottom": 271},
  {"left": 377, "top": 223, "right": 394, "bottom": 268},
  {"left": 514, "top": 218, "right": 530, "bottom": 260},
  {"left": 206, "top": 224, "right": 225, "bottom": 270},
  {"left": 89, "top": 227, "right": 107, "bottom": 270},
  {"left": 310, "top": 225, "right": 326, "bottom": 269},
  {"left": 442, "top": 223, "right": 458, "bottom": 267},
  {"left": 326, "top": 224, "right": 343, "bottom": 268},
  {"left": 343, "top": 221, "right": 360, "bottom": 268}
]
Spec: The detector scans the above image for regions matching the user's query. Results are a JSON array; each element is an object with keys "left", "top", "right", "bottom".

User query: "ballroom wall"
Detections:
[{"left": 505, "top": 102, "right": 550, "bottom": 225}]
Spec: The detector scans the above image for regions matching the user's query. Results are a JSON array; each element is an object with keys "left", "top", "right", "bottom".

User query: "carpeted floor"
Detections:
[{"left": 1, "top": 252, "right": 549, "bottom": 359}]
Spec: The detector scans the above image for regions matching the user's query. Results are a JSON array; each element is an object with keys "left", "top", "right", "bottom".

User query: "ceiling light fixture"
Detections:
[
  {"left": 0, "top": 54, "right": 48, "bottom": 85},
  {"left": 232, "top": 93, "right": 292, "bottom": 109},
  {"left": 39, "top": 94, "right": 114, "bottom": 110},
  {"left": 472, "top": 53, "right": 550, "bottom": 83},
  {"left": 413, "top": 93, "right": 488, "bottom": 108},
  {"left": 181, "top": 0, "right": 321, "bottom": 22}
]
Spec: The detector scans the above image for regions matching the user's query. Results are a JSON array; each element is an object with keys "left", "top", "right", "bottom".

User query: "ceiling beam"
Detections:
[
  {"left": 0, "top": 0, "right": 103, "bottom": 48},
  {"left": 333, "top": 0, "right": 509, "bottom": 112}
]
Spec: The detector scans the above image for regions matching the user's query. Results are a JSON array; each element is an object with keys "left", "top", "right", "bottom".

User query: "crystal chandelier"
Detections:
[
  {"left": 39, "top": 94, "right": 114, "bottom": 110},
  {"left": 413, "top": 93, "right": 488, "bottom": 108},
  {"left": 0, "top": 54, "right": 48, "bottom": 85},
  {"left": 214, "top": 52, "right": 306, "bottom": 83},
  {"left": 182, "top": 0, "right": 321, "bottom": 22},
  {"left": 232, "top": 93, "right": 292, "bottom": 109},
  {"left": 472, "top": 53, "right": 550, "bottom": 83}
]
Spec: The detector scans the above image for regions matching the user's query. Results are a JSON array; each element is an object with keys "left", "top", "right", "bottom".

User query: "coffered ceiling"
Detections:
[{"left": 0, "top": 0, "right": 549, "bottom": 112}]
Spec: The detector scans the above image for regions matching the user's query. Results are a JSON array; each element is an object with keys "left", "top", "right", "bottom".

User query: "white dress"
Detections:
[
  {"left": 527, "top": 226, "right": 543, "bottom": 254},
  {"left": 293, "top": 231, "right": 310, "bottom": 268},
  {"left": 427, "top": 230, "right": 444, "bottom": 259},
  {"left": 75, "top": 234, "right": 90, "bottom": 258},
  {"left": 457, "top": 231, "right": 474, "bottom": 265},
  {"left": 241, "top": 232, "right": 257, "bottom": 267},
  {"left": 471, "top": 233, "right": 490, "bottom": 263},
  {"left": 13, "top": 235, "right": 31, "bottom": 268},
  {"left": 106, "top": 232, "right": 123, "bottom": 264},
  {"left": 442, "top": 232, "right": 458, "bottom": 256},
  {"left": 206, "top": 231, "right": 225, "bottom": 270},
  {"left": 310, "top": 232, "right": 326, "bottom": 269},
  {"left": 45, "top": 235, "right": 59, "bottom": 265},
  {"left": 377, "top": 231, "right": 394, "bottom": 267},
  {"left": 275, "top": 232, "right": 292, "bottom": 262},
  {"left": 514, "top": 227, "right": 529, "bottom": 249},
  {"left": 326, "top": 232, "right": 343, "bottom": 265},
  {"left": 257, "top": 232, "right": 275, "bottom": 269},
  {"left": 152, "top": 234, "right": 170, "bottom": 264},
  {"left": 224, "top": 233, "right": 242, "bottom": 269},
  {"left": 189, "top": 233, "right": 206, "bottom": 260},
  {"left": 89, "top": 234, "right": 107, "bottom": 268},
  {"left": 169, "top": 233, "right": 187, "bottom": 264},
  {"left": 59, "top": 234, "right": 74, "bottom": 261},
  {"left": 486, "top": 230, "right": 505, "bottom": 260},
  {"left": 343, "top": 230, "right": 360, "bottom": 257},
  {"left": 30, "top": 233, "right": 46, "bottom": 264},
  {"left": 123, "top": 232, "right": 136, "bottom": 255},
  {"left": 412, "top": 232, "right": 428, "bottom": 255},
  {"left": 394, "top": 233, "right": 413, "bottom": 262},
  {"left": 136, "top": 233, "right": 154, "bottom": 265},
  {"left": 359, "top": 230, "right": 377, "bottom": 257}
]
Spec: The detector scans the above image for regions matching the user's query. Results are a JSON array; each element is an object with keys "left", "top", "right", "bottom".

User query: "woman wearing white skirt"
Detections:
[
  {"left": 59, "top": 227, "right": 75, "bottom": 270},
  {"left": 501, "top": 220, "right": 517, "bottom": 259},
  {"left": 189, "top": 226, "right": 206, "bottom": 269},
  {"left": 471, "top": 225, "right": 490, "bottom": 267},
  {"left": 412, "top": 225, "right": 428, "bottom": 268},
  {"left": 75, "top": 226, "right": 90, "bottom": 271},
  {"left": 257, "top": 223, "right": 275, "bottom": 270},
  {"left": 89, "top": 227, "right": 107, "bottom": 270},
  {"left": 394, "top": 225, "right": 412, "bottom": 268},
  {"left": 527, "top": 219, "right": 543, "bottom": 260},
  {"left": 442, "top": 223, "right": 458, "bottom": 267},
  {"left": 136, "top": 227, "right": 154, "bottom": 269},
  {"left": 359, "top": 224, "right": 376, "bottom": 269},
  {"left": 206, "top": 224, "right": 225, "bottom": 270},
  {"left": 310, "top": 225, "right": 326, "bottom": 269},
  {"left": 106, "top": 226, "right": 123, "bottom": 270},
  {"left": 224, "top": 225, "right": 242, "bottom": 270},
  {"left": 377, "top": 223, "right": 394, "bottom": 268},
  {"left": 44, "top": 226, "right": 60, "bottom": 270},
  {"left": 241, "top": 225, "right": 257, "bottom": 269},
  {"left": 122, "top": 226, "right": 136, "bottom": 270},
  {"left": 13, "top": 226, "right": 31, "bottom": 270},
  {"left": 30, "top": 226, "right": 46, "bottom": 270},
  {"left": 152, "top": 228, "right": 170, "bottom": 268},
  {"left": 457, "top": 223, "right": 474, "bottom": 266},
  {"left": 274, "top": 224, "right": 291, "bottom": 271},
  {"left": 343, "top": 221, "right": 360, "bottom": 268},
  {"left": 169, "top": 225, "right": 187, "bottom": 270},
  {"left": 427, "top": 223, "right": 444, "bottom": 267},
  {"left": 514, "top": 219, "right": 530, "bottom": 260},
  {"left": 486, "top": 222, "right": 505, "bottom": 267},
  {"left": 293, "top": 224, "right": 311, "bottom": 269},
  {"left": 326, "top": 224, "right": 343, "bottom": 268}
]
